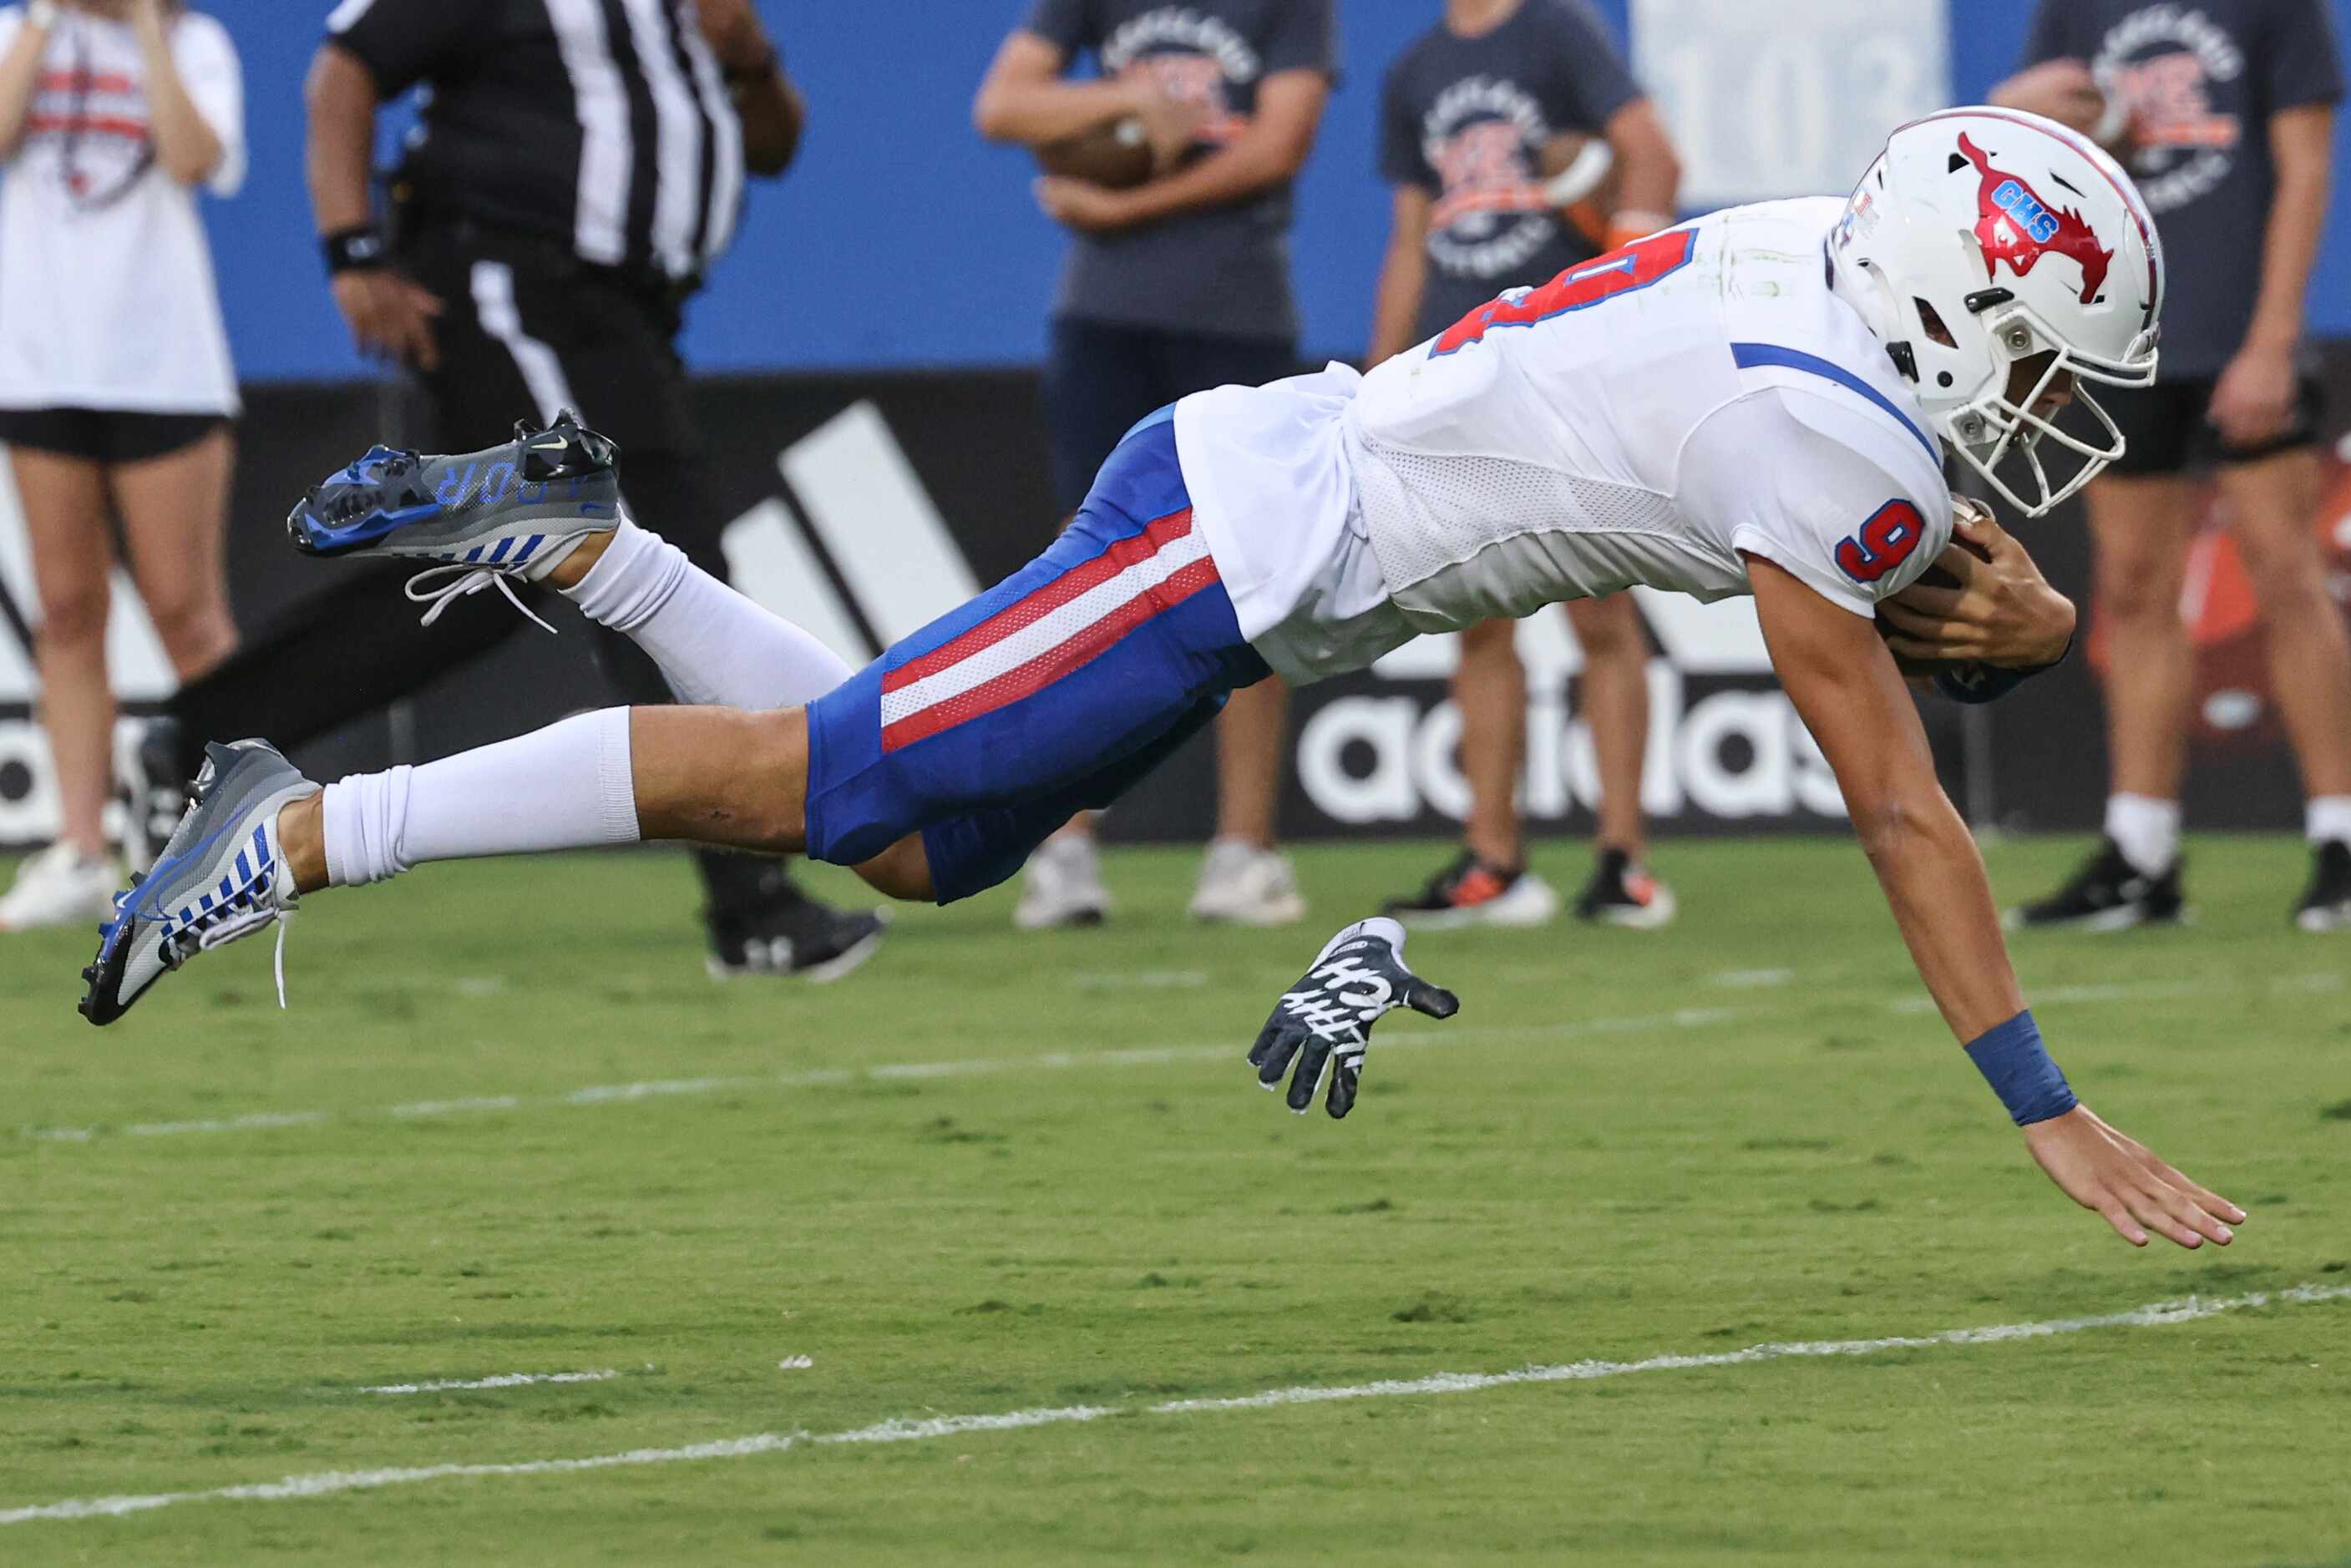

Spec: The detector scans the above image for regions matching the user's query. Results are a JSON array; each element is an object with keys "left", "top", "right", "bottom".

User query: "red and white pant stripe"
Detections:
[{"left": 878, "top": 508, "right": 1219, "bottom": 751}]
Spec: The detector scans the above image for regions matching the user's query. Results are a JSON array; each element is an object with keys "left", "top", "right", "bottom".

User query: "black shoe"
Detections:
[
  {"left": 1573, "top": 847, "right": 1677, "bottom": 929},
  {"left": 113, "top": 716, "right": 192, "bottom": 875},
  {"left": 1380, "top": 848, "right": 1560, "bottom": 930},
  {"left": 706, "top": 878, "right": 888, "bottom": 982},
  {"left": 2294, "top": 839, "right": 2351, "bottom": 933},
  {"left": 2008, "top": 837, "right": 2184, "bottom": 931}
]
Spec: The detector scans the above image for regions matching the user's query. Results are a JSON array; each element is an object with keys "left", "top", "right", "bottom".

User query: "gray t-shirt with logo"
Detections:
[
  {"left": 1381, "top": 0, "right": 1641, "bottom": 346},
  {"left": 2020, "top": 0, "right": 2343, "bottom": 379},
  {"left": 1024, "top": 0, "right": 1338, "bottom": 343}
]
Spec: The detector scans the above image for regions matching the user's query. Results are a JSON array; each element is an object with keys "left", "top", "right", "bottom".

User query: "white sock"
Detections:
[
  {"left": 2105, "top": 793, "right": 2181, "bottom": 877},
  {"left": 565, "top": 520, "right": 854, "bottom": 710},
  {"left": 321, "top": 708, "right": 640, "bottom": 888},
  {"left": 2308, "top": 796, "right": 2351, "bottom": 847}
]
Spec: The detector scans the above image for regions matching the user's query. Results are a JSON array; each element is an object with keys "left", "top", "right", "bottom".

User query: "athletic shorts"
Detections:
[
  {"left": 2101, "top": 376, "right": 2322, "bottom": 477},
  {"left": 0, "top": 407, "right": 228, "bottom": 464},
  {"left": 802, "top": 407, "right": 1272, "bottom": 903}
]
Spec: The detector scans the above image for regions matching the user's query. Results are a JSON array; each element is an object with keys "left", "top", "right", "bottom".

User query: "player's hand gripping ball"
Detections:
[{"left": 1249, "top": 918, "right": 1459, "bottom": 1119}]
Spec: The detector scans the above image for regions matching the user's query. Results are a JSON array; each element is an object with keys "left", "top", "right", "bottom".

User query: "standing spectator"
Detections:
[
  {"left": 974, "top": 0, "right": 1336, "bottom": 929},
  {"left": 0, "top": 0, "right": 240, "bottom": 931},
  {"left": 146, "top": 0, "right": 884, "bottom": 978},
  {"left": 1996, "top": 0, "right": 2351, "bottom": 932},
  {"left": 1367, "top": 0, "right": 1684, "bottom": 930}
]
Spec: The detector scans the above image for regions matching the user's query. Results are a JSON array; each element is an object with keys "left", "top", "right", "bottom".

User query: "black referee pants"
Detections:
[{"left": 169, "top": 224, "right": 794, "bottom": 918}]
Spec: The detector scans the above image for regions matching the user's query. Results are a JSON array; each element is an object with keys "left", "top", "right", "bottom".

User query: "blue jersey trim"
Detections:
[{"left": 1729, "top": 342, "right": 1938, "bottom": 460}]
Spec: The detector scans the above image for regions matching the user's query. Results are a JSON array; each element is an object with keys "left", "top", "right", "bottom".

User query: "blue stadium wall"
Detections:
[
  {"left": 6, "top": 3, "right": 2350, "bottom": 848},
  {"left": 200, "top": 0, "right": 2351, "bottom": 380}
]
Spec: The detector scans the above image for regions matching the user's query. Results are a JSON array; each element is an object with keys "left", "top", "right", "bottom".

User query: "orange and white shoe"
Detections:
[
  {"left": 1381, "top": 849, "right": 1560, "bottom": 931},
  {"left": 1573, "top": 847, "right": 1677, "bottom": 930}
]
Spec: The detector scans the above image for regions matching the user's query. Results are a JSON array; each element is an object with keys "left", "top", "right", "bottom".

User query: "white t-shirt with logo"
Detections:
[
  {"left": 0, "top": 6, "right": 244, "bottom": 415},
  {"left": 1174, "top": 198, "right": 1953, "bottom": 685}
]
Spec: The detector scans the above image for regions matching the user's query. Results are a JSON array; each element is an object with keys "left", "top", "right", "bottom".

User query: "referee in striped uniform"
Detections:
[{"left": 181, "top": 0, "right": 882, "bottom": 978}]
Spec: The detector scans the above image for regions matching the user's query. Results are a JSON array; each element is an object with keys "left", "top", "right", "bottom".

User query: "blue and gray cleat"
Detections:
[
  {"left": 79, "top": 740, "right": 317, "bottom": 1027},
  {"left": 286, "top": 409, "right": 623, "bottom": 630}
]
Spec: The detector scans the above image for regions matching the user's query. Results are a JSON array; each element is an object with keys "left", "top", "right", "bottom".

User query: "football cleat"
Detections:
[
  {"left": 1573, "top": 847, "right": 1677, "bottom": 929},
  {"left": 2007, "top": 837, "right": 2184, "bottom": 932},
  {"left": 286, "top": 410, "right": 623, "bottom": 632},
  {"left": 2294, "top": 839, "right": 2351, "bottom": 933},
  {"left": 79, "top": 740, "right": 317, "bottom": 1027},
  {"left": 1382, "top": 849, "right": 1558, "bottom": 931}
]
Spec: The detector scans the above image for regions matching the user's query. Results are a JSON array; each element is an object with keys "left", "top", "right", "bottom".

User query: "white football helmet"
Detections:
[{"left": 1829, "top": 107, "right": 2164, "bottom": 516}]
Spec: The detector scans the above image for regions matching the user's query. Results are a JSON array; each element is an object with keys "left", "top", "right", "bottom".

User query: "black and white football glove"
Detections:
[{"left": 1249, "top": 917, "right": 1459, "bottom": 1119}]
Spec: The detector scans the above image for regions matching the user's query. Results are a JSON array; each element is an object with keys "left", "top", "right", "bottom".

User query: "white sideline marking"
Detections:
[
  {"left": 23, "top": 965, "right": 2340, "bottom": 1147},
  {"left": 15, "top": 1008, "right": 1748, "bottom": 1147},
  {"left": 4, "top": 1282, "right": 2342, "bottom": 1528},
  {"left": 362, "top": 1370, "right": 616, "bottom": 1396},
  {"left": 1072, "top": 970, "right": 1209, "bottom": 989},
  {"left": 1709, "top": 968, "right": 1795, "bottom": 989}
]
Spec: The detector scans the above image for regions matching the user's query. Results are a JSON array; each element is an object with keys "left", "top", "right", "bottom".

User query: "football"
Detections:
[
  {"left": 1878, "top": 521, "right": 1995, "bottom": 674},
  {"left": 1036, "top": 117, "right": 1155, "bottom": 190},
  {"left": 1913, "top": 524, "right": 1994, "bottom": 591}
]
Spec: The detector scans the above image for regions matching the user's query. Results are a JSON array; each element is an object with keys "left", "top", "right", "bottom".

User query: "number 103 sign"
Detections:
[{"left": 1632, "top": 0, "right": 1950, "bottom": 210}]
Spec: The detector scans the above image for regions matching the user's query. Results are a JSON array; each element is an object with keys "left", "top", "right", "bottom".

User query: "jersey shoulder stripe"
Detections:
[{"left": 1728, "top": 341, "right": 1937, "bottom": 460}]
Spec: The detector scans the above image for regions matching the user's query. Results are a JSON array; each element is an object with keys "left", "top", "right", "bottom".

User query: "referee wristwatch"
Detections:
[{"left": 323, "top": 225, "right": 390, "bottom": 276}]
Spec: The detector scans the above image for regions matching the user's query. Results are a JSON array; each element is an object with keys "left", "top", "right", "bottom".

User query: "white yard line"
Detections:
[
  {"left": 4, "top": 1282, "right": 2342, "bottom": 1529},
  {"left": 1708, "top": 968, "right": 1796, "bottom": 989},
  {"left": 14, "top": 1007, "right": 1751, "bottom": 1147},
  {"left": 361, "top": 1370, "right": 617, "bottom": 1396},
  {"left": 19, "top": 970, "right": 2338, "bottom": 1149}
]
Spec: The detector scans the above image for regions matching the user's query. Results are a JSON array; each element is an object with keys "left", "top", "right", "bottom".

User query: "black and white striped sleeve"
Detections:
[{"left": 324, "top": 0, "right": 475, "bottom": 98}]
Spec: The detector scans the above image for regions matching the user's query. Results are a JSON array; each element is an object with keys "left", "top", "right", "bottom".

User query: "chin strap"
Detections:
[{"left": 403, "top": 564, "right": 560, "bottom": 635}]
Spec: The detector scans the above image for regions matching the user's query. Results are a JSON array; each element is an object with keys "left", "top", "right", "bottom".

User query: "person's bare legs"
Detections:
[
  {"left": 110, "top": 427, "right": 239, "bottom": 682},
  {"left": 2086, "top": 474, "right": 2202, "bottom": 807},
  {"left": 1454, "top": 619, "right": 1526, "bottom": 867},
  {"left": 1564, "top": 595, "right": 1649, "bottom": 859},
  {"left": 13, "top": 448, "right": 116, "bottom": 857},
  {"left": 274, "top": 703, "right": 935, "bottom": 902},
  {"left": 1212, "top": 676, "right": 1288, "bottom": 848},
  {"left": 2218, "top": 449, "right": 2351, "bottom": 800}
]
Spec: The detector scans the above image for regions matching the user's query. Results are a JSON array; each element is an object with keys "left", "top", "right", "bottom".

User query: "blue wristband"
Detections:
[{"left": 1963, "top": 1009, "right": 2077, "bottom": 1126}]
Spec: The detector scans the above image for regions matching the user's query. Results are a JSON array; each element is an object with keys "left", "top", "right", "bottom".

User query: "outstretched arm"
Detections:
[{"left": 1748, "top": 557, "right": 2243, "bottom": 1249}]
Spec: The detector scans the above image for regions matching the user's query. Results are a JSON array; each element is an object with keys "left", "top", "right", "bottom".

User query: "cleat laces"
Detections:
[
  {"left": 183, "top": 906, "right": 297, "bottom": 1010},
  {"left": 403, "top": 563, "right": 560, "bottom": 635}
]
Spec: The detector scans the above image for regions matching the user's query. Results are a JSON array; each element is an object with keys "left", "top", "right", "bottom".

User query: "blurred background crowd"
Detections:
[{"left": 2, "top": 0, "right": 2348, "bottom": 969}]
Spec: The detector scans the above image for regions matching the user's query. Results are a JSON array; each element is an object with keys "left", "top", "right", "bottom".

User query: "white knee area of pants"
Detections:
[
  {"left": 321, "top": 709, "right": 640, "bottom": 887},
  {"left": 561, "top": 518, "right": 854, "bottom": 709}
]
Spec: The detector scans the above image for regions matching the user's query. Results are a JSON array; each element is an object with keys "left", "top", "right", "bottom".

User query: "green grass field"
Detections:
[{"left": 4, "top": 834, "right": 2348, "bottom": 1565}]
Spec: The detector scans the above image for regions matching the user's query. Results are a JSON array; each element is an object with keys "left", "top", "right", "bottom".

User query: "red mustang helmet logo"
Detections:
[{"left": 1957, "top": 132, "right": 2113, "bottom": 304}]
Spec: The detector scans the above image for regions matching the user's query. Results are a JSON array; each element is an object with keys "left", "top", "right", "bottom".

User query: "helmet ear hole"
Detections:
[{"left": 1914, "top": 298, "right": 1957, "bottom": 348}]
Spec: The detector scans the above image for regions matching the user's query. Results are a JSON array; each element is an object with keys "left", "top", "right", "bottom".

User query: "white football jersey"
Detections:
[{"left": 1173, "top": 197, "right": 1954, "bottom": 685}]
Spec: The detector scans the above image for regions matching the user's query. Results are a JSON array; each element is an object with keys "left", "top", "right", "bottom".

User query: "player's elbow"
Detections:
[{"left": 971, "top": 79, "right": 1026, "bottom": 144}]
